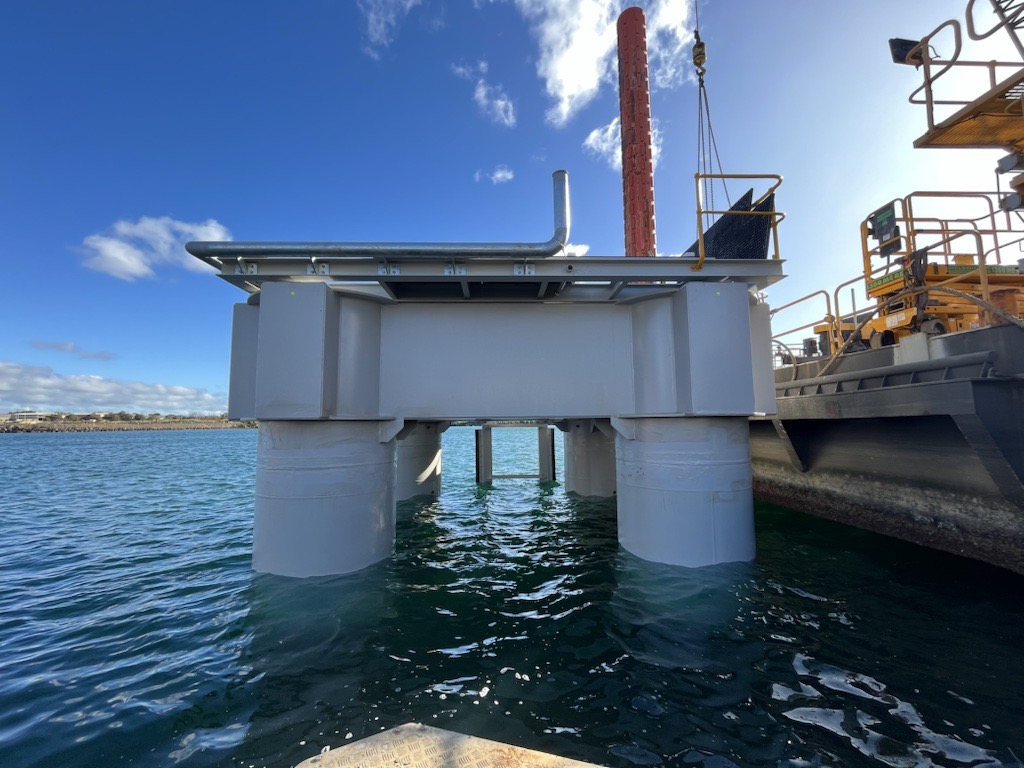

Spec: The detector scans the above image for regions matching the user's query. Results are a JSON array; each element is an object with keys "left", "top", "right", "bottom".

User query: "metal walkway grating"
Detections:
[{"left": 915, "top": 68, "right": 1024, "bottom": 150}]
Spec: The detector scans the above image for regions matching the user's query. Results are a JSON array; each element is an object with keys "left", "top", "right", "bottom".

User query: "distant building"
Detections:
[{"left": 7, "top": 411, "right": 53, "bottom": 422}]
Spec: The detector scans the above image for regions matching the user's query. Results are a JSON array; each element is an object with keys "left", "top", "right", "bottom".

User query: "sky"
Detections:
[{"left": 0, "top": 0, "right": 1013, "bottom": 414}]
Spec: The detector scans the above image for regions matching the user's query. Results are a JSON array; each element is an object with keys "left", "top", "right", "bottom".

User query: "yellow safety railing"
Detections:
[
  {"left": 771, "top": 187, "right": 1024, "bottom": 361},
  {"left": 861, "top": 192, "right": 1021, "bottom": 277},
  {"left": 902, "top": 191, "right": 1019, "bottom": 260},
  {"left": 769, "top": 291, "right": 834, "bottom": 362},
  {"left": 906, "top": 15, "right": 1024, "bottom": 130},
  {"left": 692, "top": 173, "right": 784, "bottom": 271},
  {"left": 774, "top": 238, "right": 1010, "bottom": 361},
  {"left": 966, "top": 0, "right": 1024, "bottom": 59}
]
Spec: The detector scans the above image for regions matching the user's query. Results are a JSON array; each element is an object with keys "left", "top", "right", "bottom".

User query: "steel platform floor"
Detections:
[{"left": 914, "top": 67, "right": 1024, "bottom": 150}]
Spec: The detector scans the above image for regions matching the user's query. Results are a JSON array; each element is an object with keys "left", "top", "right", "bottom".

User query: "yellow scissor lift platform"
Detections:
[{"left": 792, "top": 190, "right": 1024, "bottom": 354}]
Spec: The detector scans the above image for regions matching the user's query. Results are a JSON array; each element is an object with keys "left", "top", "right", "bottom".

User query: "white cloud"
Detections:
[
  {"left": 454, "top": 61, "right": 516, "bottom": 127},
  {"left": 31, "top": 341, "right": 116, "bottom": 361},
  {"left": 362, "top": 2, "right": 690, "bottom": 122},
  {"left": 474, "top": 80, "right": 517, "bottom": 127},
  {"left": 357, "top": 0, "right": 421, "bottom": 57},
  {"left": 475, "top": 165, "right": 515, "bottom": 184},
  {"left": 515, "top": 0, "right": 618, "bottom": 126},
  {"left": 645, "top": 0, "right": 692, "bottom": 89},
  {"left": 584, "top": 116, "right": 622, "bottom": 169},
  {"left": 81, "top": 216, "right": 231, "bottom": 282},
  {"left": 583, "top": 114, "right": 662, "bottom": 170},
  {"left": 0, "top": 362, "right": 226, "bottom": 415},
  {"left": 451, "top": 60, "right": 488, "bottom": 80},
  {"left": 512, "top": 0, "right": 693, "bottom": 126},
  {"left": 490, "top": 165, "right": 514, "bottom": 183},
  {"left": 564, "top": 242, "right": 590, "bottom": 256}
]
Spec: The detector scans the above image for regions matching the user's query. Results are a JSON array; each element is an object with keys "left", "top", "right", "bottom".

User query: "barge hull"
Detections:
[
  {"left": 752, "top": 325, "right": 1024, "bottom": 574},
  {"left": 752, "top": 415, "right": 1024, "bottom": 574}
]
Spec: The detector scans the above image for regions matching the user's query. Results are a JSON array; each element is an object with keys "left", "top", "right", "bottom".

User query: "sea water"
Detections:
[{"left": 0, "top": 428, "right": 1021, "bottom": 768}]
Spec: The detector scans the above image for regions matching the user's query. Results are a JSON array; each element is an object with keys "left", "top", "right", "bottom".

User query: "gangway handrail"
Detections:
[{"left": 907, "top": 19, "right": 963, "bottom": 129}]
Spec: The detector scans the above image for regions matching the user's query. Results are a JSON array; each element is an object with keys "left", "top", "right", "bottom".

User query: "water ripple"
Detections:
[{"left": 1, "top": 428, "right": 1022, "bottom": 768}]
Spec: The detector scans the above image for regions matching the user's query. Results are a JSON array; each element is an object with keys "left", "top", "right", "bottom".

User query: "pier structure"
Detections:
[{"left": 187, "top": 171, "right": 783, "bottom": 577}]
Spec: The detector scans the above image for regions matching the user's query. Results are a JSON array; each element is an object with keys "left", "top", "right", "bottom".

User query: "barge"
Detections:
[{"left": 755, "top": 0, "right": 1024, "bottom": 573}]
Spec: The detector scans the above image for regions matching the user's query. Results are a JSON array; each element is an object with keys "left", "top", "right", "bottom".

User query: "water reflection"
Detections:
[
  {"left": 231, "top": 566, "right": 392, "bottom": 767},
  {"left": 605, "top": 552, "right": 786, "bottom": 766},
  {"left": 6, "top": 430, "right": 1023, "bottom": 768},
  {"left": 224, "top": 486, "right": 1024, "bottom": 768},
  {"left": 609, "top": 551, "right": 759, "bottom": 673}
]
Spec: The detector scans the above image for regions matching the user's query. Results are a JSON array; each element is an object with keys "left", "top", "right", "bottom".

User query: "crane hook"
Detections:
[{"left": 692, "top": 29, "right": 707, "bottom": 78}]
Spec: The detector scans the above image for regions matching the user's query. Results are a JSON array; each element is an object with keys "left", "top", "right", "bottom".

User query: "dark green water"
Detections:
[{"left": 0, "top": 428, "right": 1021, "bottom": 768}]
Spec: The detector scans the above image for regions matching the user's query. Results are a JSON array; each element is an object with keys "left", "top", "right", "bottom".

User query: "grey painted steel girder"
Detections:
[{"left": 199, "top": 255, "right": 786, "bottom": 297}]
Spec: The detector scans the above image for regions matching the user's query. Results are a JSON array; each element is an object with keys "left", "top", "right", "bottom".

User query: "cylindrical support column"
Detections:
[
  {"left": 617, "top": 6, "right": 657, "bottom": 257},
  {"left": 564, "top": 421, "right": 617, "bottom": 497},
  {"left": 396, "top": 423, "right": 442, "bottom": 500},
  {"left": 253, "top": 420, "right": 397, "bottom": 577},
  {"left": 616, "top": 417, "right": 754, "bottom": 566}
]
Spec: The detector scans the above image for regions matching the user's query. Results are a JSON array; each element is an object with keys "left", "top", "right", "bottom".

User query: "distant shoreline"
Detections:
[{"left": 0, "top": 418, "right": 256, "bottom": 434}]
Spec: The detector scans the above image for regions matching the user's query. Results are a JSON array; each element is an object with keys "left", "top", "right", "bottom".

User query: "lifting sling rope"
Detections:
[{"left": 693, "top": 10, "right": 730, "bottom": 232}]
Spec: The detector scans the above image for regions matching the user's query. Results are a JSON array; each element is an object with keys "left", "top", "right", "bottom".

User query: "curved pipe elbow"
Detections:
[{"left": 185, "top": 169, "right": 572, "bottom": 262}]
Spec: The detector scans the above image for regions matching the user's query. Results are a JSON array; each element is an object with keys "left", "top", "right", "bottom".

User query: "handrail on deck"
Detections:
[{"left": 770, "top": 290, "right": 834, "bottom": 356}]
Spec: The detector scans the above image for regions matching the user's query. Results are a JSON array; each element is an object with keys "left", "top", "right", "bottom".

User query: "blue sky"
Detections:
[{"left": 0, "top": 0, "right": 1007, "bottom": 414}]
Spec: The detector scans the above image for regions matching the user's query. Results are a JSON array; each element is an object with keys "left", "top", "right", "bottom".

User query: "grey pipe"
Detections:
[{"left": 186, "top": 170, "right": 570, "bottom": 262}]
